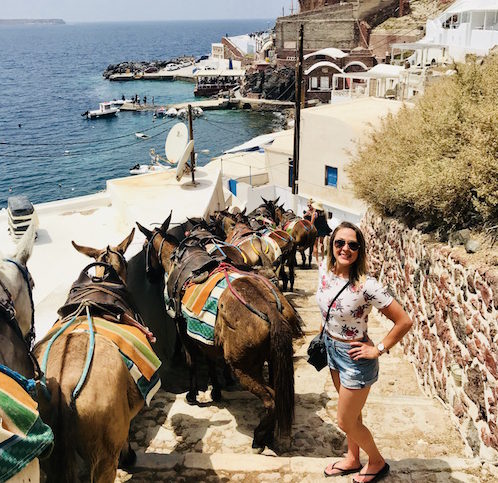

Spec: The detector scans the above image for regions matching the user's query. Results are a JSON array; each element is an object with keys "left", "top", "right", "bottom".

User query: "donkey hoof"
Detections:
[
  {"left": 186, "top": 392, "right": 198, "bottom": 405},
  {"left": 118, "top": 447, "right": 136, "bottom": 469},
  {"left": 251, "top": 439, "right": 265, "bottom": 453},
  {"left": 211, "top": 388, "right": 222, "bottom": 402}
]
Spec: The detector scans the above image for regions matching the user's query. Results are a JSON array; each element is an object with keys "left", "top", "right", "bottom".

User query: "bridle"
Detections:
[
  {"left": 1, "top": 259, "right": 35, "bottom": 348},
  {"left": 144, "top": 230, "right": 176, "bottom": 278},
  {"left": 0, "top": 259, "right": 42, "bottom": 383}
]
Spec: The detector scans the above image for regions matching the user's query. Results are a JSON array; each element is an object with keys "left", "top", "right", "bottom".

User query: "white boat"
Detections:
[
  {"left": 166, "top": 108, "right": 178, "bottom": 117},
  {"left": 83, "top": 102, "right": 119, "bottom": 119},
  {"left": 129, "top": 149, "right": 175, "bottom": 176},
  {"left": 135, "top": 132, "right": 150, "bottom": 139},
  {"left": 110, "top": 99, "right": 133, "bottom": 107}
]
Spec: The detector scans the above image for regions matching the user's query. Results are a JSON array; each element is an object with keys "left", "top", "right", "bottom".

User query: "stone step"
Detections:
[{"left": 125, "top": 451, "right": 487, "bottom": 482}]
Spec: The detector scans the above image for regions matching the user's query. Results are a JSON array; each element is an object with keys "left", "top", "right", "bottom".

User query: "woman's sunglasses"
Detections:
[{"left": 334, "top": 239, "right": 360, "bottom": 252}]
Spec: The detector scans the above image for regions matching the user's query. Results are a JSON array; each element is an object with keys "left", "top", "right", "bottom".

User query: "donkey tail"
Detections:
[{"left": 270, "top": 309, "right": 295, "bottom": 437}]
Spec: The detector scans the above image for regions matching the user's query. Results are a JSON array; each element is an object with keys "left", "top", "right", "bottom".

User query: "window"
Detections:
[
  {"left": 288, "top": 161, "right": 293, "bottom": 188},
  {"left": 325, "top": 166, "right": 338, "bottom": 187},
  {"left": 320, "top": 76, "right": 330, "bottom": 90},
  {"left": 311, "top": 77, "right": 318, "bottom": 89}
]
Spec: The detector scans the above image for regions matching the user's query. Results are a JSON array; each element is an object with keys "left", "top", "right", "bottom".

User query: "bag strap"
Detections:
[{"left": 320, "top": 280, "right": 350, "bottom": 337}]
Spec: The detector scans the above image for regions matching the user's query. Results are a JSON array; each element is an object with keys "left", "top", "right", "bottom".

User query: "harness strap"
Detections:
[
  {"left": 71, "top": 306, "right": 95, "bottom": 404},
  {"left": 215, "top": 241, "right": 247, "bottom": 263},
  {"left": 209, "top": 262, "right": 283, "bottom": 321}
]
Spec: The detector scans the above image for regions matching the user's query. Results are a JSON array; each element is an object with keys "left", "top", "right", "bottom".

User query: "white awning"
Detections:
[
  {"left": 304, "top": 48, "right": 348, "bottom": 60},
  {"left": 305, "top": 61, "right": 344, "bottom": 75}
]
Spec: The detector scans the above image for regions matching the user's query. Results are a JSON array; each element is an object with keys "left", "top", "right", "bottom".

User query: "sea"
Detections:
[{"left": 0, "top": 20, "right": 279, "bottom": 208}]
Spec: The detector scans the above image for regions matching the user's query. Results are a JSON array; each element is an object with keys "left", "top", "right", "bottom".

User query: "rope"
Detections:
[{"left": 71, "top": 306, "right": 95, "bottom": 404}]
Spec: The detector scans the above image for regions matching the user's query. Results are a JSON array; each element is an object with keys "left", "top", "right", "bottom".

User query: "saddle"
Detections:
[
  {"left": 166, "top": 243, "right": 221, "bottom": 318},
  {"left": 58, "top": 262, "right": 135, "bottom": 319}
]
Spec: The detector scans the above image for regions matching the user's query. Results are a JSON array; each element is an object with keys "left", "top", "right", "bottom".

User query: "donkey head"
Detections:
[
  {"left": 0, "top": 223, "right": 37, "bottom": 339},
  {"left": 71, "top": 228, "right": 135, "bottom": 284},
  {"left": 137, "top": 212, "right": 178, "bottom": 283}
]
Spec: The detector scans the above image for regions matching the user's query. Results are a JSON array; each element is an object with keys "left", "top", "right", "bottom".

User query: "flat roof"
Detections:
[
  {"left": 194, "top": 69, "right": 246, "bottom": 77},
  {"left": 0, "top": 167, "right": 223, "bottom": 341},
  {"left": 391, "top": 42, "right": 448, "bottom": 50}
]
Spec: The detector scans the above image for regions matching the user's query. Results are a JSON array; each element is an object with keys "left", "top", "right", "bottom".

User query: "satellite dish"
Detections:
[
  {"left": 175, "top": 140, "right": 194, "bottom": 182},
  {"left": 165, "top": 123, "right": 188, "bottom": 162}
]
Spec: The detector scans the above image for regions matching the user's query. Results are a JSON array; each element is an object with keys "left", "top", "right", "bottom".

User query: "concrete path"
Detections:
[{"left": 117, "top": 265, "right": 497, "bottom": 482}]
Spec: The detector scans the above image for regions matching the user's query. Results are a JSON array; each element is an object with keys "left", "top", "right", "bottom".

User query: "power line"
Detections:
[
  {"left": 0, "top": 115, "right": 175, "bottom": 147},
  {"left": 0, "top": 120, "right": 175, "bottom": 160}
]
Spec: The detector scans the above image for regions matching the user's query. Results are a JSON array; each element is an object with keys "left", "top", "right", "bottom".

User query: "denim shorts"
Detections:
[{"left": 324, "top": 334, "right": 379, "bottom": 389}]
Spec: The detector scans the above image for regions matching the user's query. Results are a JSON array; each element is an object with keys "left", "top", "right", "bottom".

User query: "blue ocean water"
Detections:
[{"left": 0, "top": 20, "right": 277, "bottom": 207}]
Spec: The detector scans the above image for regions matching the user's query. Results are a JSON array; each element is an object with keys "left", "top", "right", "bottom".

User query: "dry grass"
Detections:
[{"left": 348, "top": 52, "right": 498, "bottom": 234}]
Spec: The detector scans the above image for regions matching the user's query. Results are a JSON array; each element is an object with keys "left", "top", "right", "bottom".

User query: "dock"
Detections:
[{"left": 119, "top": 97, "right": 294, "bottom": 113}]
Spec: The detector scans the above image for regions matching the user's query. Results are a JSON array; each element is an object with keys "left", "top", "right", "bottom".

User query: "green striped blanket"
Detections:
[
  {"left": 182, "top": 272, "right": 243, "bottom": 345},
  {"left": 0, "top": 366, "right": 53, "bottom": 482}
]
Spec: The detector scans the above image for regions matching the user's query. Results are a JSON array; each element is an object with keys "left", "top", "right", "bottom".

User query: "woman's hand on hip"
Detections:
[{"left": 348, "top": 341, "right": 379, "bottom": 360}]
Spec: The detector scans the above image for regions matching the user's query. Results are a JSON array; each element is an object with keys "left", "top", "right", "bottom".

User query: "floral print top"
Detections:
[{"left": 316, "top": 260, "right": 393, "bottom": 340}]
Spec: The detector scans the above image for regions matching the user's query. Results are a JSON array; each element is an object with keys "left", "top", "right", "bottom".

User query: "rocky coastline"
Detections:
[
  {"left": 242, "top": 67, "right": 295, "bottom": 101},
  {"left": 103, "top": 57, "right": 195, "bottom": 79}
]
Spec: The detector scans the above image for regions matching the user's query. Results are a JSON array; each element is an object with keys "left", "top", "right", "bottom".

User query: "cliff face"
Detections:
[{"left": 298, "top": 0, "right": 339, "bottom": 12}]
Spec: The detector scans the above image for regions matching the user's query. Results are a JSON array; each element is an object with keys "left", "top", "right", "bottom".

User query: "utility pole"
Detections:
[
  {"left": 292, "top": 24, "right": 304, "bottom": 196},
  {"left": 291, "top": 0, "right": 294, "bottom": 15},
  {"left": 187, "top": 104, "right": 196, "bottom": 184}
]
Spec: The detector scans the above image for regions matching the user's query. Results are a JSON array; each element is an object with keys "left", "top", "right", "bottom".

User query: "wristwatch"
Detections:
[{"left": 377, "top": 342, "right": 387, "bottom": 356}]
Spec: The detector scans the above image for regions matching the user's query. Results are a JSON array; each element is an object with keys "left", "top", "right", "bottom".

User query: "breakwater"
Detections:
[{"left": 103, "top": 57, "right": 195, "bottom": 79}]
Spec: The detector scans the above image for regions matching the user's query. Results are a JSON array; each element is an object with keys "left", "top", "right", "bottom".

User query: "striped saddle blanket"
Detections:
[
  {"left": 43, "top": 317, "right": 161, "bottom": 405},
  {"left": 261, "top": 231, "right": 283, "bottom": 260},
  {"left": 284, "top": 218, "right": 312, "bottom": 234},
  {"left": 0, "top": 366, "right": 54, "bottom": 482},
  {"left": 181, "top": 271, "right": 243, "bottom": 345}
]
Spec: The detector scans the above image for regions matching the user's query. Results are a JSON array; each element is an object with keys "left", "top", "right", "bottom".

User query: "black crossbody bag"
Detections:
[{"left": 307, "top": 280, "right": 350, "bottom": 371}]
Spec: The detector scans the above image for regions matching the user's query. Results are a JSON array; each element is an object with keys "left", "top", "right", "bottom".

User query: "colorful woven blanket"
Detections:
[
  {"left": 0, "top": 367, "right": 54, "bottom": 482},
  {"left": 181, "top": 271, "right": 243, "bottom": 345},
  {"left": 42, "top": 316, "right": 161, "bottom": 405},
  {"left": 261, "top": 232, "right": 282, "bottom": 260}
]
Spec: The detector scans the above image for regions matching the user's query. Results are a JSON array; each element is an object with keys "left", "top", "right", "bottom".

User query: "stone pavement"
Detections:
[{"left": 117, "top": 265, "right": 498, "bottom": 482}]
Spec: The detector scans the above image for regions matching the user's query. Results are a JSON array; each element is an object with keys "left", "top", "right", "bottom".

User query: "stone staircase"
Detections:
[{"left": 117, "top": 265, "right": 497, "bottom": 482}]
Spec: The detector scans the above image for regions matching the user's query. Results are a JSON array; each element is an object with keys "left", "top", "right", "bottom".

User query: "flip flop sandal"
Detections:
[
  {"left": 324, "top": 461, "right": 363, "bottom": 477},
  {"left": 352, "top": 462, "right": 390, "bottom": 483}
]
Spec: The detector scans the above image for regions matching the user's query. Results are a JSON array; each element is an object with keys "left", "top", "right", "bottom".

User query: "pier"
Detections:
[{"left": 119, "top": 97, "right": 294, "bottom": 113}]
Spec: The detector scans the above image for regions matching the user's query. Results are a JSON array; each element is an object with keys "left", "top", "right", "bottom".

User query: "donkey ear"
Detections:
[
  {"left": 116, "top": 228, "right": 135, "bottom": 255},
  {"left": 274, "top": 197, "right": 280, "bottom": 204},
  {"left": 241, "top": 207, "right": 246, "bottom": 215},
  {"left": 160, "top": 211, "right": 172, "bottom": 234},
  {"left": 261, "top": 197, "right": 268, "bottom": 204},
  {"left": 14, "top": 222, "right": 37, "bottom": 265},
  {"left": 71, "top": 241, "right": 102, "bottom": 260},
  {"left": 136, "top": 222, "right": 153, "bottom": 240}
]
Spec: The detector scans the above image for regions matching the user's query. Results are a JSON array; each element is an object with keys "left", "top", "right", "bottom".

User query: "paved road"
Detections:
[{"left": 117, "top": 264, "right": 497, "bottom": 482}]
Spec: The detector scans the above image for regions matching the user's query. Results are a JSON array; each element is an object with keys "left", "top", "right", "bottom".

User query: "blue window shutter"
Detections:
[
  {"left": 326, "top": 166, "right": 338, "bottom": 187},
  {"left": 228, "top": 179, "right": 237, "bottom": 196}
]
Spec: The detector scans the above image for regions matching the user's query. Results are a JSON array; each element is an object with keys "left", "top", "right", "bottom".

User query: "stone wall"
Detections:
[{"left": 362, "top": 211, "right": 498, "bottom": 461}]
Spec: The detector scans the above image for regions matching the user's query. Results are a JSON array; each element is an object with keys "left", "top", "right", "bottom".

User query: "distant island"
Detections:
[{"left": 0, "top": 19, "right": 65, "bottom": 25}]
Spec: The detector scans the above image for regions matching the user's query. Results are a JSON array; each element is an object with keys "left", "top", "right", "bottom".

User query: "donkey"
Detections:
[
  {"left": 264, "top": 200, "right": 317, "bottom": 269},
  {"left": 137, "top": 214, "right": 303, "bottom": 450},
  {"left": 34, "top": 229, "right": 157, "bottom": 483},
  {"left": 0, "top": 224, "right": 53, "bottom": 483}
]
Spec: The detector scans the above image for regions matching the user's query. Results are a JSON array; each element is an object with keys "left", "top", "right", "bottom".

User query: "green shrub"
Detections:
[{"left": 349, "top": 53, "right": 498, "bottom": 232}]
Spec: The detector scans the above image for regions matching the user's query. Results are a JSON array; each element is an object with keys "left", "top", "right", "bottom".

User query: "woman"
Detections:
[
  {"left": 311, "top": 201, "right": 332, "bottom": 263},
  {"left": 317, "top": 221, "right": 412, "bottom": 482}
]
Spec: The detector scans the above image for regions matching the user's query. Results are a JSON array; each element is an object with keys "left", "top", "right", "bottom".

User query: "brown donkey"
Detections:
[
  {"left": 137, "top": 214, "right": 303, "bottom": 450},
  {"left": 34, "top": 229, "right": 156, "bottom": 482}
]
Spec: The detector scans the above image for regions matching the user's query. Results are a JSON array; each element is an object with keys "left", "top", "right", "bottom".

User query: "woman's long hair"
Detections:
[{"left": 327, "top": 221, "right": 367, "bottom": 285}]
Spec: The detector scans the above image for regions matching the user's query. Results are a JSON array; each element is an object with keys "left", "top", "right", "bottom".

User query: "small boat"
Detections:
[
  {"left": 129, "top": 148, "right": 176, "bottom": 175},
  {"left": 82, "top": 102, "right": 119, "bottom": 119},
  {"left": 166, "top": 108, "right": 178, "bottom": 117},
  {"left": 135, "top": 132, "right": 150, "bottom": 139}
]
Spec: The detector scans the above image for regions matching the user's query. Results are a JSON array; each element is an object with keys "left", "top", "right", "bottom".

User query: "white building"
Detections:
[{"left": 391, "top": 0, "right": 498, "bottom": 65}]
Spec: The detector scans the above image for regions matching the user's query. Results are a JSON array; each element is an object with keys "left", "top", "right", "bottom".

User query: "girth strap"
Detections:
[{"left": 211, "top": 263, "right": 282, "bottom": 323}]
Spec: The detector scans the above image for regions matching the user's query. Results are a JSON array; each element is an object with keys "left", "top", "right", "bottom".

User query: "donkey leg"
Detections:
[
  {"left": 279, "top": 260, "right": 288, "bottom": 292},
  {"left": 287, "top": 253, "right": 295, "bottom": 292},
  {"left": 186, "top": 354, "right": 199, "bottom": 405},
  {"left": 93, "top": 453, "right": 120, "bottom": 483},
  {"left": 207, "top": 358, "right": 222, "bottom": 402},
  {"left": 118, "top": 439, "right": 136, "bottom": 469},
  {"left": 233, "top": 367, "right": 275, "bottom": 450}
]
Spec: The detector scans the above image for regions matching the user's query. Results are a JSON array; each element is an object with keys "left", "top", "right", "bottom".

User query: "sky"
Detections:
[{"left": 1, "top": 0, "right": 285, "bottom": 22}]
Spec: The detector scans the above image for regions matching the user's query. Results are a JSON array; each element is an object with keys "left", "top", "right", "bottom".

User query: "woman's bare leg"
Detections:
[
  {"left": 324, "top": 371, "right": 362, "bottom": 476},
  {"left": 337, "top": 385, "right": 385, "bottom": 482}
]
